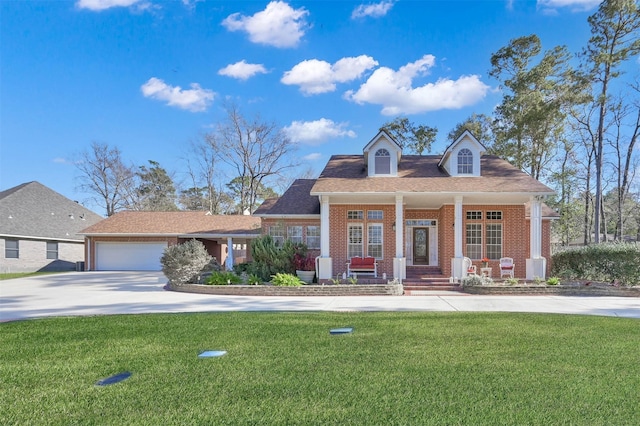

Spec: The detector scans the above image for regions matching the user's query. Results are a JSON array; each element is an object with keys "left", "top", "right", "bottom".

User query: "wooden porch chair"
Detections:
[{"left": 499, "top": 257, "right": 515, "bottom": 278}]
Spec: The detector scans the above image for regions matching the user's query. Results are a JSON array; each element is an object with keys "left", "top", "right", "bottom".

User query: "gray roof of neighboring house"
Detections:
[
  {"left": 254, "top": 179, "right": 320, "bottom": 216},
  {"left": 0, "top": 181, "right": 104, "bottom": 241}
]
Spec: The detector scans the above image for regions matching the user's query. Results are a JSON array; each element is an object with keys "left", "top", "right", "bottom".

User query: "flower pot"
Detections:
[{"left": 296, "top": 270, "right": 315, "bottom": 284}]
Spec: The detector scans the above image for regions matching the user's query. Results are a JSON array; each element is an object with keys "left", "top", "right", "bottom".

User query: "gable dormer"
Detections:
[
  {"left": 438, "top": 130, "right": 485, "bottom": 177},
  {"left": 363, "top": 130, "right": 402, "bottom": 177}
]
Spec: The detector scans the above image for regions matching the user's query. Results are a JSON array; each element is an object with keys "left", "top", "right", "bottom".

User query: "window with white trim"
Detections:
[
  {"left": 486, "top": 211, "right": 502, "bottom": 220},
  {"left": 46, "top": 242, "right": 58, "bottom": 260},
  {"left": 347, "top": 210, "right": 363, "bottom": 220},
  {"left": 287, "top": 226, "right": 303, "bottom": 244},
  {"left": 367, "top": 224, "right": 383, "bottom": 259},
  {"left": 458, "top": 148, "right": 473, "bottom": 174},
  {"left": 466, "top": 211, "right": 482, "bottom": 220},
  {"left": 465, "top": 224, "right": 482, "bottom": 259},
  {"left": 486, "top": 224, "right": 502, "bottom": 260},
  {"left": 268, "top": 224, "right": 285, "bottom": 246},
  {"left": 347, "top": 225, "right": 363, "bottom": 258},
  {"left": 367, "top": 210, "right": 383, "bottom": 220},
  {"left": 5, "top": 239, "right": 18, "bottom": 259},
  {"left": 375, "top": 149, "right": 391, "bottom": 174},
  {"left": 306, "top": 226, "right": 320, "bottom": 249}
]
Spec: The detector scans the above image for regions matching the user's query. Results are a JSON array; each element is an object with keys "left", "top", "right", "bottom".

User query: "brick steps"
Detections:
[{"left": 403, "top": 266, "right": 462, "bottom": 294}]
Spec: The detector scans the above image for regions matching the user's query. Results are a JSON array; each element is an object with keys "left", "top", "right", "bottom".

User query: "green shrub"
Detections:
[
  {"left": 552, "top": 242, "right": 640, "bottom": 286},
  {"left": 206, "top": 271, "right": 242, "bottom": 285},
  {"left": 546, "top": 277, "right": 560, "bottom": 286},
  {"left": 161, "top": 239, "right": 213, "bottom": 285},
  {"left": 505, "top": 277, "right": 519, "bottom": 285},
  {"left": 250, "top": 235, "right": 298, "bottom": 281},
  {"left": 270, "top": 273, "right": 303, "bottom": 287},
  {"left": 246, "top": 273, "right": 262, "bottom": 285}
]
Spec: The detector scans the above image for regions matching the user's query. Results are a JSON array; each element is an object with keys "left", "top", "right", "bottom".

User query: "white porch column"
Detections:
[
  {"left": 526, "top": 196, "right": 547, "bottom": 280},
  {"left": 318, "top": 195, "right": 333, "bottom": 279},
  {"left": 451, "top": 196, "right": 465, "bottom": 280},
  {"left": 393, "top": 195, "right": 406, "bottom": 281},
  {"left": 225, "top": 237, "right": 234, "bottom": 271}
]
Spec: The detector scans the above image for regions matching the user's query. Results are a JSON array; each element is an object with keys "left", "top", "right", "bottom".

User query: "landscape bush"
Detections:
[
  {"left": 461, "top": 274, "right": 493, "bottom": 287},
  {"left": 160, "top": 239, "right": 213, "bottom": 285},
  {"left": 551, "top": 242, "right": 640, "bottom": 286},
  {"left": 270, "top": 273, "right": 303, "bottom": 287},
  {"left": 205, "top": 271, "right": 242, "bottom": 285},
  {"left": 250, "top": 235, "right": 298, "bottom": 281}
]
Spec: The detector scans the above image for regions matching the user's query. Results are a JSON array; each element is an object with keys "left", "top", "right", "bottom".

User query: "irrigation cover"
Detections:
[
  {"left": 330, "top": 327, "right": 354, "bottom": 335},
  {"left": 198, "top": 350, "right": 227, "bottom": 358},
  {"left": 96, "top": 371, "right": 132, "bottom": 386}
]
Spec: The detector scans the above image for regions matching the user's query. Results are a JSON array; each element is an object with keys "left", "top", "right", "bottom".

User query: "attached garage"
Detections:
[{"left": 95, "top": 242, "right": 167, "bottom": 271}]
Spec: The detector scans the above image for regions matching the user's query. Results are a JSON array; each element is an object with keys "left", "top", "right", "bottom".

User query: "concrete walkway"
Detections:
[{"left": 1, "top": 271, "right": 639, "bottom": 322}]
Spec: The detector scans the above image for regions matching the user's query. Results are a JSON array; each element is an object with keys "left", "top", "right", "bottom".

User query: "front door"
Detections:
[{"left": 413, "top": 228, "right": 429, "bottom": 265}]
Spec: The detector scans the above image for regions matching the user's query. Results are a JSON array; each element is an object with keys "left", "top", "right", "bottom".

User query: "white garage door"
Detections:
[{"left": 96, "top": 242, "right": 167, "bottom": 271}]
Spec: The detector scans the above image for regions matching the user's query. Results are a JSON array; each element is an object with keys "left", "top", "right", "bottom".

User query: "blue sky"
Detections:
[{"left": 1, "top": 0, "right": 610, "bottom": 215}]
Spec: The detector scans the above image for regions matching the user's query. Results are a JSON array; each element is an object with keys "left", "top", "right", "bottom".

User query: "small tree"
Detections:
[{"left": 161, "top": 239, "right": 212, "bottom": 285}]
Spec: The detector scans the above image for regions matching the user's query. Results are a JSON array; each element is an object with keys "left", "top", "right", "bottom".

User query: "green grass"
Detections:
[
  {"left": 0, "top": 272, "right": 67, "bottom": 280},
  {"left": 2, "top": 312, "right": 639, "bottom": 425}
]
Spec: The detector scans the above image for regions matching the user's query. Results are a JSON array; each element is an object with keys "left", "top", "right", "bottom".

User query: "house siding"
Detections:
[{"left": 0, "top": 237, "right": 85, "bottom": 273}]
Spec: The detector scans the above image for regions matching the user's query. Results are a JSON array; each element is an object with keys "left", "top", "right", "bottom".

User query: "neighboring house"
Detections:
[
  {"left": 79, "top": 211, "right": 261, "bottom": 271},
  {"left": 0, "top": 181, "right": 103, "bottom": 273},
  {"left": 255, "top": 130, "right": 558, "bottom": 281}
]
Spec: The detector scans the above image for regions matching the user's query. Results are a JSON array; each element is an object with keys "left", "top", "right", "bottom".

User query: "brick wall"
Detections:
[
  {"left": 0, "top": 237, "right": 84, "bottom": 273},
  {"left": 258, "top": 204, "right": 553, "bottom": 279}
]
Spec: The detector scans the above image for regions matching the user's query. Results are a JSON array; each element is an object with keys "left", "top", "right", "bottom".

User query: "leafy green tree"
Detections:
[
  {"left": 447, "top": 113, "right": 494, "bottom": 146},
  {"left": 226, "top": 176, "right": 278, "bottom": 214},
  {"left": 134, "top": 160, "right": 179, "bottom": 211},
  {"left": 582, "top": 0, "right": 640, "bottom": 243},
  {"left": 380, "top": 117, "right": 437, "bottom": 155},
  {"left": 489, "top": 34, "right": 584, "bottom": 180}
]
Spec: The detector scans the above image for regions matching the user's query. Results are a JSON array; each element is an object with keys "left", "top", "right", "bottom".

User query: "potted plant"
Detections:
[
  {"left": 481, "top": 257, "right": 490, "bottom": 268},
  {"left": 293, "top": 252, "right": 316, "bottom": 283}
]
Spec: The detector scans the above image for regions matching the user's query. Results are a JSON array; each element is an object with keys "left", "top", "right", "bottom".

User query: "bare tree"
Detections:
[
  {"left": 583, "top": 0, "right": 640, "bottom": 243},
  {"left": 204, "top": 104, "right": 299, "bottom": 214},
  {"left": 75, "top": 141, "right": 136, "bottom": 216}
]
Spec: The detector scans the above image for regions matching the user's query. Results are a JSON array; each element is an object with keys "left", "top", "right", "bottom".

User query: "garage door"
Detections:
[{"left": 96, "top": 242, "right": 167, "bottom": 271}]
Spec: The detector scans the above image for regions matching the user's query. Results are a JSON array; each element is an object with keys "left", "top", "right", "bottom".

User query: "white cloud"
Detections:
[
  {"left": 344, "top": 55, "right": 490, "bottom": 115},
  {"left": 218, "top": 60, "right": 268, "bottom": 80},
  {"left": 222, "top": 1, "right": 309, "bottom": 48},
  {"left": 281, "top": 55, "right": 378, "bottom": 95},
  {"left": 351, "top": 1, "right": 395, "bottom": 19},
  {"left": 303, "top": 153, "right": 323, "bottom": 161},
  {"left": 76, "top": 0, "right": 149, "bottom": 11},
  {"left": 283, "top": 118, "right": 357, "bottom": 145},
  {"left": 140, "top": 77, "right": 214, "bottom": 112},
  {"left": 537, "top": 0, "right": 601, "bottom": 12}
]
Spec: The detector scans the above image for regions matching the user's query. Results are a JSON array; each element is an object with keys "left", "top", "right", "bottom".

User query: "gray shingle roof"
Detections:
[
  {"left": 0, "top": 181, "right": 104, "bottom": 241},
  {"left": 254, "top": 179, "right": 320, "bottom": 216}
]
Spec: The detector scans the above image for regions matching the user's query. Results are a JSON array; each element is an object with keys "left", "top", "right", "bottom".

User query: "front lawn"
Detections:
[
  {"left": 0, "top": 272, "right": 67, "bottom": 280},
  {"left": 1, "top": 312, "right": 639, "bottom": 424}
]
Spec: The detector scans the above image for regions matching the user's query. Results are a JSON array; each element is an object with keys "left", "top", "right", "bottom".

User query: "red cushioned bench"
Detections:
[{"left": 346, "top": 256, "right": 378, "bottom": 277}]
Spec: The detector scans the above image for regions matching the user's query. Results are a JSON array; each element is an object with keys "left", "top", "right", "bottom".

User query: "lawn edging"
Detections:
[
  {"left": 463, "top": 284, "right": 640, "bottom": 297},
  {"left": 167, "top": 282, "right": 404, "bottom": 296}
]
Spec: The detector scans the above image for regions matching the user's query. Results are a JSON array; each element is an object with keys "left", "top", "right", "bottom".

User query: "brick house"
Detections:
[
  {"left": 255, "top": 130, "right": 557, "bottom": 282},
  {"left": 79, "top": 211, "right": 261, "bottom": 271},
  {"left": 0, "top": 181, "right": 103, "bottom": 272}
]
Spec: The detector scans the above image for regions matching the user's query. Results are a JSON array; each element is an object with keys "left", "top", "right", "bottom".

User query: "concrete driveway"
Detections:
[{"left": 1, "top": 271, "right": 639, "bottom": 322}]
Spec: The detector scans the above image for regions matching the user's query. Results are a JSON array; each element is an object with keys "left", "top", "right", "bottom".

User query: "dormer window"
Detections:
[
  {"left": 375, "top": 149, "right": 391, "bottom": 175},
  {"left": 457, "top": 149, "right": 473, "bottom": 174}
]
